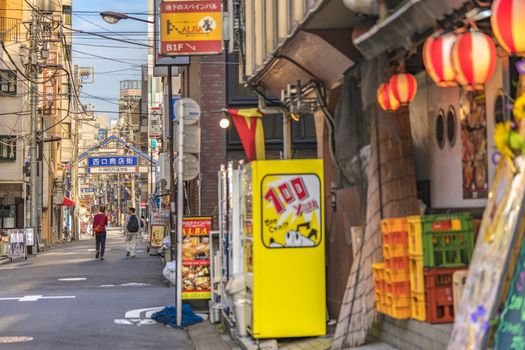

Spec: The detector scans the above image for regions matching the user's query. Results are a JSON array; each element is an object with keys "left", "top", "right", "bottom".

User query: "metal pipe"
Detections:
[{"left": 176, "top": 92, "right": 184, "bottom": 327}]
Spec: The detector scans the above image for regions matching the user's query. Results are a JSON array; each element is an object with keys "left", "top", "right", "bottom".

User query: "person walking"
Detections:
[
  {"left": 124, "top": 207, "right": 140, "bottom": 258},
  {"left": 92, "top": 205, "right": 108, "bottom": 260}
]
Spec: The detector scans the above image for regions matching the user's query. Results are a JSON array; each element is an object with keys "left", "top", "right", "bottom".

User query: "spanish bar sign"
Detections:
[
  {"left": 160, "top": 0, "right": 223, "bottom": 56},
  {"left": 182, "top": 217, "right": 212, "bottom": 299}
]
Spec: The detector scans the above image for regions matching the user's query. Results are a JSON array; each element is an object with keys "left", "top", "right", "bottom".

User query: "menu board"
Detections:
[
  {"left": 150, "top": 224, "right": 165, "bottom": 248},
  {"left": 493, "top": 236, "right": 525, "bottom": 349},
  {"left": 182, "top": 217, "right": 212, "bottom": 299},
  {"left": 5, "top": 229, "right": 26, "bottom": 259},
  {"left": 449, "top": 158, "right": 525, "bottom": 350}
]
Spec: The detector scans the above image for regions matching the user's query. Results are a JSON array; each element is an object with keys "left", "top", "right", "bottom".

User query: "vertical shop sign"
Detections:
[
  {"left": 460, "top": 90, "right": 489, "bottom": 199},
  {"left": 150, "top": 224, "right": 165, "bottom": 249},
  {"left": 449, "top": 158, "right": 525, "bottom": 350},
  {"left": 182, "top": 217, "right": 212, "bottom": 299},
  {"left": 261, "top": 174, "right": 322, "bottom": 248},
  {"left": 160, "top": 0, "right": 223, "bottom": 56},
  {"left": 43, "top": 51, "right": 58, "bottom": 115}
]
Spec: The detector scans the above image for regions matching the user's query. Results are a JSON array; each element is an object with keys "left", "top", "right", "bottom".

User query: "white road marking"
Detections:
[
  {"left": 0, "top": 336, "right": 33, "bottom": 344},
  {"left": 100, "top": 284, "right": 115, "bottom": 287},
  {"left": 87, "top": 248, "right": 111, "bottom": 252},
  {"left": 58, "top": 278, "right": 87, "bottom": 281},
  {"left": 120, "top": 282, "right": 150, "bottom": 287},
  {"left": 125, "top": 306, "right": 163, "bottom": 319},
  {"left": 0, "top": 295, "right": 76, "bottom": 302}
]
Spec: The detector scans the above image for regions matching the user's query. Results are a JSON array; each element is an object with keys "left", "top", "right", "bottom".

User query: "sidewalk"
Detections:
[{"left": 188, "top": 321, "right": 397, "bottom": 350}]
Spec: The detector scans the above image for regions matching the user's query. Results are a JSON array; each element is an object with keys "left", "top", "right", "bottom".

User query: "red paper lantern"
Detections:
[
  {"left": 491, "top": 0, "right": 525, "bottom": 55},
  {"left": 423, "top": 33, "right": 458, "bottom": 87},
  {"left": 377, "top": 83, "right": 400, "bottom": 111},
  {"left": 451, "top": 31, "right": 497, "bottom": 91},
  {"left": 389, "top": 73, "right": 417, "bottom": 104}
]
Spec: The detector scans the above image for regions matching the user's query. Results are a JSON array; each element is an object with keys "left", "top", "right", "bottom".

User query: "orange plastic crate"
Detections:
[
  {"left": 385, "top": 268, "right": 410, "bottom": 283},
  {"left": 408, "top": 216, "right": 423, "bottom": 256},
  {"left": 385, "top": 281, "right": 411, "bottom": 295},
  {"left": 381, "top": 217, "right": 408, "bottom": 234},
  {"left": 383, "top": 231, "right": 409, "bottom": 246},
  {"left": 383, "top": 244, "right": 409, "bottom": 259},
  {"left": 386, "top": 256, "right": 410, "bottom": 270},
  {"left": 375, "top": 279, "right": 386, "bottom": 292}
]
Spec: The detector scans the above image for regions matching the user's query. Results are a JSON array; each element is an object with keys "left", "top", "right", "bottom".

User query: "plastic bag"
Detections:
[{"left": 163, "top": 261, "right": 176, "bottom": 285}]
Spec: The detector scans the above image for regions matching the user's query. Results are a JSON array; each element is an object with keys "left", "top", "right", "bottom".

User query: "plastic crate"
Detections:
[
  {"left": 409, "top": 255, "right": 424, "bottom": 294},
  {"left": 411, "top": 292, "right": 426, "bottom": 321},
  {"left": 421, "top": 213, "right": 474, "bottom": 267},
  {"left": 385, "top": 293, "right": 411, "bottom": 319},
  {"left": 372, "top": 262, "right": 385, "bottom": 281},
  {"left": 385, "top": 256, "right": 410, "bottom": 270},
  {"left": 408, "top": 216, "right": 423, "bottom": 256},
  {"left": 385, "top": 281, "right": 411, "bottom": 295},
  {"left": 385, "top": 268, "right": 410, "bottom": 283},
  {"left": 423, "top": 267, "right": 466, "bottom": 324},
  {"left": 381, "top": 217, "right": 408, "bottom": 235},
  {"left": 383, "top": 244, "right": 409, "bottom": 259},
  {"left": 452, "top": 270, "right": 468, "bottom": 317},
  {"left": 375, "top": 279, "right": 386, "bottom": 292}
]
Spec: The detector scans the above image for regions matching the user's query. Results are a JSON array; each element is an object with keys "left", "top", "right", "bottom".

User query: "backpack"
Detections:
[{"left": 127, "top": 215, "right": 139, "bottom": 232}]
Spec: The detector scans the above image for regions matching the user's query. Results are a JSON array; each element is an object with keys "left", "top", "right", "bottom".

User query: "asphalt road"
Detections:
[{"left": 0, "top": 228, "right": 194, "bottom": 350}]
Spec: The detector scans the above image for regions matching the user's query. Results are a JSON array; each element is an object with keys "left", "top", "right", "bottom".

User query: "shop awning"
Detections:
[{"left": 62, "top": 196, "right": 75, "bottom": 206}]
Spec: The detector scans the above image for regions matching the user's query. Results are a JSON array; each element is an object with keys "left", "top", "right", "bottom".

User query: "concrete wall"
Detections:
[{"left": 409, "top": 57, "right": 504, "bottom": 210}]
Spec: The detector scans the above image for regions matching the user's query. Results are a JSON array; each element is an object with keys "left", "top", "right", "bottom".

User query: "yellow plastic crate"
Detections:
[
  {"left": 372, "top": 262, "right": 385, "bottom": 281},
  {"left": 385, "top": 293, "right": 411, "bottom": 319},
  {"left": 383, "top": 244, "right": 409, "bottom": 259},
  {"left": 411, "top": 292, "right": 426, "bottom": 321},
  {"left": 409, "top": 256, "right": 424, "bottom": 294},
  {"left": 375, "top": 290, "right": 385, "bottom": 313},
  {"left": 385, "top": 268, "right": 410, "bottom": 283},
  {"left": 381, "top": 217, "right": 408, "bottom": 234},
  {"left": 453, "top": 270, "right": 468, "bottom": 317},
  {"left": 408, "top": 216, "right": 423, "bottom": 256}
]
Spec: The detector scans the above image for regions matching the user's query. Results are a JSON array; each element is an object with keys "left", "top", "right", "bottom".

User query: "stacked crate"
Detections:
[
  {"left": 408, "top": 213, "right": 473, "bottom": 323},
  {"left": 377, "top": 218, "right": 411, "bottom": 319}
]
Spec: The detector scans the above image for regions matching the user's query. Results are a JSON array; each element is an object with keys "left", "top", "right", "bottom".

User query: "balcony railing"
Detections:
[{"left": 0, "top": 17, "right": 21, "bottom": 43}]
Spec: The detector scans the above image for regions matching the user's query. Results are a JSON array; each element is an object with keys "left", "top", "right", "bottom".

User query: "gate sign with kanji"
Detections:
[
  {"left": 88, "top": 156, "right": 138, "bottom": 167},
  {"left": 160, "top": 0, "right": 223, "bottom": 56}
]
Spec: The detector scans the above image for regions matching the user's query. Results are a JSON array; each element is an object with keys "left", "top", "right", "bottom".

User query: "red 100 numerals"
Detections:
[{"left": 264, "top": 177, "right": 309, "bottom": 214}]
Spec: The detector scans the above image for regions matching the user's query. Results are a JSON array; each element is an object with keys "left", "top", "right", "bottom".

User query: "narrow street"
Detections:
[{"left": 0, "top": 228, "right": 193, "bottom": 350}]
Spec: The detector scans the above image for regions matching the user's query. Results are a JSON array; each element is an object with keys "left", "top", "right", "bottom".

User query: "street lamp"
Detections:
[
  {"left": 219, "top": 117, "right": 230, "bottom": 129},
  {"left": 100, "top": 11, "right": 154, "bottom": 24}
]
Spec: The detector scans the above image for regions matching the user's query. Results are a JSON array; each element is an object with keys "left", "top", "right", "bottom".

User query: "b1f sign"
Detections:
[{"left": 160, "top": 0, "right": 223, "bottom": 56}]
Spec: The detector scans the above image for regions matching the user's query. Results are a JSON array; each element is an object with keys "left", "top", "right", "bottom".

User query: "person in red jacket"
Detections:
[{"left": 92, "top": 205, "right": 109, "bottom": 260}]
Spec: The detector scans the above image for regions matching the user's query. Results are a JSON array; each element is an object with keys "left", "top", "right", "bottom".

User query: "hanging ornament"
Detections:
[
  {"left": 423, "top": 33, "right": 458, "bottom": 87},
  {"left": 491, "top": 0, "right": 525, "bottom": 56},
  {"left": 451, "top": 31, "right": 497, "bottom": 91},
  {"left": 377, "top": 83, "right": 400, "bottom": 111},
  {"left": 389, "top": 73, "right": 417, "bottom": 104}
]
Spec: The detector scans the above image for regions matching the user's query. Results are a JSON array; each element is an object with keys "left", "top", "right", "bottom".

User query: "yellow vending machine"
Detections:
[{"left": 243, "top": 159, "right": 326, "bottom": 338}]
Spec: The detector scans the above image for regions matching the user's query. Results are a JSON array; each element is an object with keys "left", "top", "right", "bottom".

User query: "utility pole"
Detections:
[
  {"left": 71, "top": 65, "right": 80, "bottom": 240},
  {"left": 29, "top": 3, "right": 40, "bottom": 244}
]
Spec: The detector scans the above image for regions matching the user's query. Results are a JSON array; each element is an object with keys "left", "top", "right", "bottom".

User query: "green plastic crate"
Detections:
[{"left": 421, "top": 213, "right": 474, "bottom": 267}]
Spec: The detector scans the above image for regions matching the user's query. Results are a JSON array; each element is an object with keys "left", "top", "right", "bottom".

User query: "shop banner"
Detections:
[
  {"left": 460, "top": 90, "right": 489, "bottom": 199},
  {"left": 160, "top": 0, "right": 223, "bottom": 56},
  {"left": 150, "top": 224, "right": 165, "bottom": 249},
  {"left": 182, "top": 217, "right": 212, "bottom": 299},
  {"left": 43, "top": 51, "right": 57, "bottom": 115},
  {"left": 449, "top": 158, "right": 525, "bottom": 350}
]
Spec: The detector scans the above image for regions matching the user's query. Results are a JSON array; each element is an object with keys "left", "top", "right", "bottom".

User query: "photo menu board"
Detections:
[{"left": 181, "top": 217, "right": 212, "bottom": 300}]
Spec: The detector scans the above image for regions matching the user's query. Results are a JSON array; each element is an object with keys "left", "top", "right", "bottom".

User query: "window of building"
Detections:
[
  {"left": 292, "top": 113, "right": 316, "bottom": 144},
  {"left": 62, "top": 5, "right": 72, "bottom": 25},
  {"left": 447, "top": 107, "right": 457, "bottom": 147},
  {"left": 64, "top": 44, "right": 72, "bottom": 63},
  {"left": 0, "top": 135, "right": 16, "bottom": 161},
  {"left": 62, "top": 122, "right": 71, "bottom": 139},
  {"left": 0, "top": 70, "right": 17, "bottom": 96},
  {"left": 1, "top": 205, "right": 16, "bottom": 229},
  {"left": 435, "top": 110, "right": 445, "bottom": 150},
  {"left": 227, "top": 52, "right": 258, "bottom": 105}
]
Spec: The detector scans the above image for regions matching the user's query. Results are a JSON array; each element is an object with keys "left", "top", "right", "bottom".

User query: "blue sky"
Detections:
[{"left": 72, "top": 0, "right": 149, "bottom": 120}]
